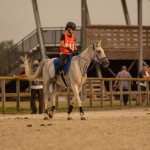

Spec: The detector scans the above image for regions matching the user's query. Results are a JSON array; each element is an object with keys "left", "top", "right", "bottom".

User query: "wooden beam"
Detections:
[
  {"left": 32, "top": 0, "right": 46, "bottom": 60},
  {"left": 127, "top": 60, "right": 136, "bottom": 72},
  {"left": 85, "top": 1, "right": 91, "bottom": 25},
  {"left": 107, "top": 67, "right": 117, "bottom": 77},
  {"left": 81, "top": 0, "right": 86, "bottom": 51},
  {"left": 138, "top": 0, "right": 143, "bottom": 71},
  {"left": 121, "top": 0, "right": 131, "bottom": 25}
]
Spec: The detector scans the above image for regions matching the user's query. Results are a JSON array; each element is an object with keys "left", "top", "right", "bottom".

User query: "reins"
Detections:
[{"left": 72, "top": 44, "right": 107, "bottom": 82}]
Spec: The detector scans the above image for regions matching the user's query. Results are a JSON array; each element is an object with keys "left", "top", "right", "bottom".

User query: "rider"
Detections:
[{"left": 54, "top": 22, "right": 78, "bottom": 80}]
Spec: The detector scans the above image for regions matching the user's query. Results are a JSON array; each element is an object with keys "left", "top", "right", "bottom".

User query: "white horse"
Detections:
[{"left": 21, "top": 41, "right": 109, "bottom": 120}]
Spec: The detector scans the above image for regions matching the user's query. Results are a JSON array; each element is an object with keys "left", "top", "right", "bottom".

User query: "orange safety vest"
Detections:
[{"left": 60, "top": 33, "right": 75, "bottom": 55}]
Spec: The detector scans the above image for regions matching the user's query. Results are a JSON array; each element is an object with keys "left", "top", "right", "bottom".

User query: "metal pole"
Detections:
[
  {"left": 81, "top": 0, "right": 86, "bottom": 51},
  {"left": 32, "top": 0, "right": 46, "bottom": 60},
  {"left": 81, "top": 0, "right": 86, "bottom": 101},
  {"left": 95, "top": 64, "right": 102, "bottom": 78},
  {"left": 138, "top": 0, "right": 143, "bottom": 71},
  {"left": 121, "top": 0, "right": 131, "bottom": 25},
  {"left": 85, "top": 1, "right": 91, "bottom": 25}
]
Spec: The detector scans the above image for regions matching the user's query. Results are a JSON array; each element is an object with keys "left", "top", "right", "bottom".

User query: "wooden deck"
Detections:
[{"left": 86, "top": 25, "right": 150, "bottom": 60}]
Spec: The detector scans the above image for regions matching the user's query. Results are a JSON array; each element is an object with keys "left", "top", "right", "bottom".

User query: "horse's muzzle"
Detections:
[{"left": 101, "top": 59, "right": 109, "bottom": 68}]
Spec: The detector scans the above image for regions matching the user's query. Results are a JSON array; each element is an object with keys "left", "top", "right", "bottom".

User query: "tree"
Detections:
[{"left": 0, "top": 40, "right": 14, "bottom": 54}]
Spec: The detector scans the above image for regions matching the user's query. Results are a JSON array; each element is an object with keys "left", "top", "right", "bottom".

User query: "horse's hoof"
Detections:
[
  {"left": 81, "top": 117, "right": 86, "bottom": 120},
  {"left": 48, "top": 113, "right": 53, "bottom": 118},
  {"left": 67, "top": 117, "right": 73, "bottom": 120},
  {"left": 44, "top": 111, "right": 49, "bottom": 120},
  {"left": 44, "top": 116, "right": 49, "bottom": 120},
  {"left": 44, "top": 109, "right": 48, "bottom": 115}
]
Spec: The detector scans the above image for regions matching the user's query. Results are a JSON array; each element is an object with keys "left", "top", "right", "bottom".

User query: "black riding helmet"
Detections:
[{"left": 65, "top": 22, "right": 76, "bottom": 30}]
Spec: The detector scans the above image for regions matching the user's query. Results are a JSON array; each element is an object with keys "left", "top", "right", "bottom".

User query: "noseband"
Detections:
[{"left": 92, "top": 45, "right": 107, "bottom": 64}]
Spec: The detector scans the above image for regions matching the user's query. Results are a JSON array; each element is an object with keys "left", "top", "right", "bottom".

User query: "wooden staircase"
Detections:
[{"left": 86, "top": 80, "right": 109, "bottom": 101}]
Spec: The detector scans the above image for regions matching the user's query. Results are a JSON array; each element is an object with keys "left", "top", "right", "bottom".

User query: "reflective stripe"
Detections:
[{"left": 31, "top": 85, "right": 43, "bottom": 89}]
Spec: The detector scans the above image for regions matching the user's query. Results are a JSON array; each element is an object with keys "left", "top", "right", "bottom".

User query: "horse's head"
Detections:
[{"left": 93, "top": 41, "right": 109, "bottom": 68}]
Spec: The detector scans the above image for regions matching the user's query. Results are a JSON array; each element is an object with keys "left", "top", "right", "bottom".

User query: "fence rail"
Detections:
[{"left": 0, "top": 77, "right": 150, "bottom": 113}]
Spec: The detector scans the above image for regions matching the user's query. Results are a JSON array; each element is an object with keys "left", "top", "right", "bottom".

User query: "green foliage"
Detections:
[{"left": 0, "top": 40, "right": 14, "bottom": 54}]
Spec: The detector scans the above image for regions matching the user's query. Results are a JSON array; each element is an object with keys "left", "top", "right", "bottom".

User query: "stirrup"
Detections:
[{"left": 50, "top": 75, "right": 57, "bottom": 83}]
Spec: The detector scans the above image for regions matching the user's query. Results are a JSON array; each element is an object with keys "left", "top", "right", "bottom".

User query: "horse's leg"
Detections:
[
  {"left": 43, "top": 79, "right": 50, "bottom": 117},
  {"left": 48, "top": 84, "right": 62, "bottom": 118},
  {"left": 67, "top": 96, "right": 76, "bottom": 120},
  {"left": 71, "top": 84, "right": 86, "bottom": 120}
]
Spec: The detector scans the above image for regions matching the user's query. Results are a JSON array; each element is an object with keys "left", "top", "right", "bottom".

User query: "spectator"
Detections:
[
  {"left": 136, "top": 66, "right": 150, "bottom": 105},
  {"left": 30, "top": 60, "right": 43, "bottom": 114},
  {"left": 113, "top": 66, "right": 132, "bottom": 105},
  {"left": 147, "top": 67, "right": 150, "bottom": 75}
]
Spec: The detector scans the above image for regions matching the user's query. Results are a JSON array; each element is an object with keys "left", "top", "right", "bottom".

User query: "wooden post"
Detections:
[
  {"left": 1, "top": 79, "right": 6, "bottom": 113},
  {"left": 128, "top": 80, "right": 132, "bottom": 107},
  {"left": 121, "top": 0, "right": 131, "bottom": 25},
  {"left": 81, "top": 0, "right": 87, "bottom": 101},
  {"left": 81, "top": 0, "right": 86, "bottom": 51},
  {"left": 100, "top": 80, "right": 104, "bottom": 108},
  {"left": 138, "top": 81, "right": 141, "bottom": 106},
  {"left": 146, "top": 81, "right": 149, "bottom": 105},
  {"left": 120, "top": 80, "right": 123, "bottom": 107},
  {"left": 89, "top": 80, "right": 93, "bottom": 107},
  {"left": 138, "top": 0, "right": 143, "bottom": 71},
  {"left": 16, "top": 79, "right": 20, "bottom": 112},
  {"left": 109, "top": 80, "right": 113, "bottom": 107},
  {"left": 32, "top": 0, "right": 46, "bottom": 60}
]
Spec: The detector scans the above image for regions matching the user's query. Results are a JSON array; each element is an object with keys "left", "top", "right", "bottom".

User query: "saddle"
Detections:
[
  {"left": 54, "top": 53, "right": 74, "bottom": 75},
  {"left": 53, "top": 54, "right": 74, "bottom": 86}
]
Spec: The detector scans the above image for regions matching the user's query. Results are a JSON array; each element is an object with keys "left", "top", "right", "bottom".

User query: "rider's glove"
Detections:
[
  {"left": 75, "top": 50, "right": 79, "bottom": 55},
  {"left": 66, "top": 47, "right": 72, "bottom": 53}
]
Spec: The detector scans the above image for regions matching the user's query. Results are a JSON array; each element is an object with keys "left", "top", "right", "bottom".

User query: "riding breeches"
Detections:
[{"left": 55, "top": 54, "right": 69, "bottom": 75}]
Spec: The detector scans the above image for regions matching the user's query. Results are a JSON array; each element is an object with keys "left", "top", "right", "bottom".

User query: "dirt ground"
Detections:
[{"left": 0, "top": 108, "right": 150, "bottom": 150}]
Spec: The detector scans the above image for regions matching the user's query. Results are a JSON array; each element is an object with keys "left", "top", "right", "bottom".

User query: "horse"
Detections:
[{"left": 21, "top": 41, "right": 109, "bottom": 120}]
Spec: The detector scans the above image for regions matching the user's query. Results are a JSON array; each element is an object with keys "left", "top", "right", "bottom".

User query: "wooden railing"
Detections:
[
  {"left": 0, "top": 77, "right": 150, "bottom": 113},
  {"left": 86, "top": 78, "right": 150, "bottom": 108},
  {"left": 0, "top": 77, "right": 31, "bottom": 113}
]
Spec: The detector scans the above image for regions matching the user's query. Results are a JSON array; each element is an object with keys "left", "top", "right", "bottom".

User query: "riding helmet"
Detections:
[
  {"left": 33, "top": 60, "right": 39, "bottom": 66},
  {"left": 65, "top": 22, "right": 76, "bottom": 30}
]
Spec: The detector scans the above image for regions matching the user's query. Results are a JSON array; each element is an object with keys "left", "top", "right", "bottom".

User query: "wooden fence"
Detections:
[{"left": 0, "top": 77, "right": 150, "bottom": 113}]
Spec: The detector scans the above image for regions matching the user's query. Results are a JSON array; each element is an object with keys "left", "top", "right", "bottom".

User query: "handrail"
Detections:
[
  {"left": 88, "top": 77, "right": 150, "bottom": 81},
  {"left": 0, "top": 29, "right": 37, "bottom": 58},
  {"left": 0, "top": 27, "right": 82, "bottom": 76}
]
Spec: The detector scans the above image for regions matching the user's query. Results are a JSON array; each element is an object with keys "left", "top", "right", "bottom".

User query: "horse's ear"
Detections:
[
  {"left": 98, "top": 40, "right": 101, "bottom": 46},
  {"left": 96, "top": 40, "right": 101, "bottom": 47}
]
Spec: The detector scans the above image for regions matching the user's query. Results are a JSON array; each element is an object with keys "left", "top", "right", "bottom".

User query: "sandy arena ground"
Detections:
[{"left": 0, "top": 108, "right": 150, "bottom": 150}]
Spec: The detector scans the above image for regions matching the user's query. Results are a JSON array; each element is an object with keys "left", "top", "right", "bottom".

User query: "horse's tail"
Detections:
[{"left": 20, "top": 55, "right": 47, "bottom": 80}]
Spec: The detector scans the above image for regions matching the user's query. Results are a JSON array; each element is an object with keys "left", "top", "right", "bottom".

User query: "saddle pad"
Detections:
[{"left": 54, "top": 54, "right": 74, "bottom": 75}]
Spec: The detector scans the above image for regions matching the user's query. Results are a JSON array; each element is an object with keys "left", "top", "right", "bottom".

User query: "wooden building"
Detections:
[{"left": 86, "top": 25, "right": 150, "bottom": 60}]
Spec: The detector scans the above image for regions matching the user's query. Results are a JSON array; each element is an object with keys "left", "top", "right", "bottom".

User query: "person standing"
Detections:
[
  {"left": 113, "top": 66, "right": 132, "bottom": 105},
  {"left": 54, "top": 22, "right": 78, "bottom": 81},
  {"left": 30, "top": 60, "right": 43, "bottom": 114},
  {"left": 136, "top": 66, "right": 150, "bottom": 105}
]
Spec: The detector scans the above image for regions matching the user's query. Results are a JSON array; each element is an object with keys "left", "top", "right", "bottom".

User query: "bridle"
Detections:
[{"left": 73, "top": 44, "right": 107, "bottom": 78}]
